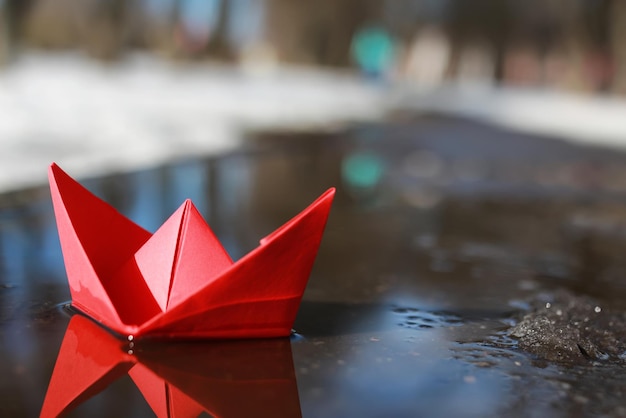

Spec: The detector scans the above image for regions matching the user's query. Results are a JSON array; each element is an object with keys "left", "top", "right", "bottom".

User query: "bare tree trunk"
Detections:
[
  {"left": 0, "top": 0, "right": 35, "bottom": 64},
  {"left": 83, "top": 0, "right": 131, "bottom": 60},
  {"left": 204, "top": 0, "right": 233, "bottom": 61},
  {"left": 446, "top": 0, "right": 512, "bottom": 84},
  {"left": 265, "top": 0, "right": 379, "bottom": 67},
  {"left": 610, "top": 0, "right": 626, "bottom": 94}
]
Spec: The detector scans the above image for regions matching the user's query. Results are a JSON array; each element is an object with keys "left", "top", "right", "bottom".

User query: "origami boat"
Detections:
[
  {"left": 48, "top": 163, "right": 334, "bottom": 340},
  {"left": 41, "top": 315, "right": 301, "bottom": 418}
]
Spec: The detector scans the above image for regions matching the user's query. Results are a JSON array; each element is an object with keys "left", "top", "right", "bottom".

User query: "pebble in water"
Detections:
[{"left": 511, "top": 291, "right": 626, "bottom": 363}]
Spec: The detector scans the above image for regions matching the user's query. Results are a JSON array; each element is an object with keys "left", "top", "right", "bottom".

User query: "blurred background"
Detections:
[
  {"left": 2, "top": 0, "right": 624, "bottom": 88},
  {"left": 1, "top": 0, "right": 626, "bottom": 191}
]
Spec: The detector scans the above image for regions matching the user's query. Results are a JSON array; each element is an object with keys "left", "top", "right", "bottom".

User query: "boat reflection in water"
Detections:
[{"left": 41, "top": 314, "right": 302, "bottom": 417}]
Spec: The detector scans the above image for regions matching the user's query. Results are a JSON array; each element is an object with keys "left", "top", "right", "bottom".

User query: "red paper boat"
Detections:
[
  {"left": 48, "top": 163, "right": 334, "bottom": 339},
  {"left": 41, "top": 314, "right": 302, "bottom": 418}
]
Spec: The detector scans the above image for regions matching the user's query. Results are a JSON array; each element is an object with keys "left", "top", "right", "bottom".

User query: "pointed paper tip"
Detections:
[
  {"left": 181, "top": 199, "right": 196, "bottom": 216},
  {"left": 49, "top": 163, "right": 72, "bottom": 189},
  {"left": 315, "top": 187, "right": 336, "bottom": 215},
  {"left": 310, "top": 187, "right": 336, "bottom": 208},
  {"left": 321, "top": 187, "right": 336, "bottom": 200},
  {"left": 309, "top": 187, "right": 335, "bottom": 217},
  {"left": 49, "top": 162, "right": 66, "bottom": 173},
  {"left": 259, "top": 187, "right": 335, "bottom": 246},
  {"left": 171, "top": 199, "right": 193, "bottom": 214},
  {"left": 49, "top": 162, "right": 61, "bottom": 179}
]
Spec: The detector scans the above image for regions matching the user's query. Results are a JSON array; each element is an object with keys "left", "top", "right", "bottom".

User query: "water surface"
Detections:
[{"left": 2, "top": 117, "right": 626, "bottom": 417}]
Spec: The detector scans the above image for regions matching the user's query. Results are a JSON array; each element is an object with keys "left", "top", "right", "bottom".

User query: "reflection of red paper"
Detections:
[
  {"left": 48, "top": 163, "right": 334, "bottom": 339},
  {"left": 41, "top": 315, "right": 302, "bottom": 418}
]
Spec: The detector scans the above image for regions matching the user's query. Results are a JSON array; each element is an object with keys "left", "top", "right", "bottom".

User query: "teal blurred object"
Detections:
[
  {"left": 350, "top": 26, "right": 395, "bottom": 76},
  {"left": 342, "top": 152, "right": 384, "bottom": 190}
]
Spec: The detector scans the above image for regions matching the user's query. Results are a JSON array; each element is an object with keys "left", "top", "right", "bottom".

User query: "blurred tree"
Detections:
[
  {"left": 446, "top": 0, "right": 513, "bottom": 83},
  {"left": 610, "top": 0, "right": 626, "bottom": 94},
  {"left": 20, "top": 0, "right": 145, "bottom": 60},
  {"left": 82, "top": 0, "right": 135, "bottom": 60},
  {"left": 265, "top": 0, "right": 381, "bottom": 67},
  {"left": 203, "top": 0, "right": 234, "bottom": 60},
  {"left": 0, "top": 0, "right": 35, "bottom": 63},
  {"left": 581, "top": 0, "right": 613, "bottom": 92}
]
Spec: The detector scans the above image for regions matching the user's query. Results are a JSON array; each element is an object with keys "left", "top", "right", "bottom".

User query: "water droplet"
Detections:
[
  {"left": 594, "top": 306, "right": 601, "bottom": 313},
  {"left": 545, "top": 303, "right": 551, "bottom": 309}
]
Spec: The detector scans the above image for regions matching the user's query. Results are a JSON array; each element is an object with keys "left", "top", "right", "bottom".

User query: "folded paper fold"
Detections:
[
  {"left": 41, "top": 315, "right": 302, "bottom": 418},
  {"left": 49, "top": 163, "right": 334, "bottom": 339}
]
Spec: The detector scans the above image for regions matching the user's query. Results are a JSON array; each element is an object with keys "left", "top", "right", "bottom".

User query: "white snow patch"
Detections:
[{"left": 0, "top": 52, "right": 385, "bottom": 192}]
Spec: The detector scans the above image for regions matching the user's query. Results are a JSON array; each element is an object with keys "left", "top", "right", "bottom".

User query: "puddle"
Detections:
[
  {"left": 391, "top": 306, "right": 464, "bottom": 329},
  {"left": 2, "top": 117, "right": 626, "bottom": 417}
]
